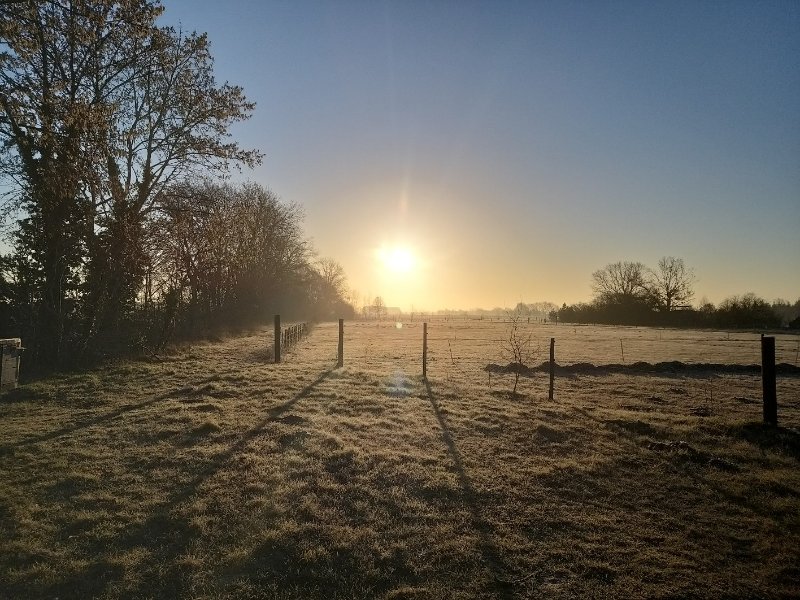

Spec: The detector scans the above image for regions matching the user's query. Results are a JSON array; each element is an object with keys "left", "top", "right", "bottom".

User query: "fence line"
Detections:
[
  {"left": 272, "top": 315, "right": 308, "bottom": 364},
  {"left": 278, "top": 319, "right": 789, "bottom": 424}
]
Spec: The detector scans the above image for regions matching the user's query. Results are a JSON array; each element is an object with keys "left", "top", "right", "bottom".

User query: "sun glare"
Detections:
[{"left": 377, "top": 246, "right": 416, "bottom": 274}]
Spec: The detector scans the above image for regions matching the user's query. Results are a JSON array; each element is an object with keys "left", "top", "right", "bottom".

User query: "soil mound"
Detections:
[{"left": 484, "top": 361, "right": 800, "bottom": 377}]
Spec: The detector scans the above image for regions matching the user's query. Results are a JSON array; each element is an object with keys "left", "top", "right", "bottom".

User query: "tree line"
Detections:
[
  {"left": 553, "top": 258, "right": 799, "bottom": 329},
  {"left": 0, "top": 1, "right": 353, "bottom": 371}
]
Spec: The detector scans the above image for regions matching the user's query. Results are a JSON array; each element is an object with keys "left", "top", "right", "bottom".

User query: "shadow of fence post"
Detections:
[{"left": 423, "top": 378, "right": 517, "bottom": 597}]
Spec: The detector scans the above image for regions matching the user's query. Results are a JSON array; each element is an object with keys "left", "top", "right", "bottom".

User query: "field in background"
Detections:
[
  {"left": 358, "top": 316, "right": 800, "bottom": 364},
  {"left": 0, "top": 321, "right": 798, "bottom": 598},
  {"left": 340, "top": 317, "right": 799, "bottom": 389}
]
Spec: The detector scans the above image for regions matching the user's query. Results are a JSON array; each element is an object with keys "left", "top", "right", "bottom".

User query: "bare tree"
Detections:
[
  {"left": 592, "top": 261, "right": 649, "bottom": 303},
  {"left": 502, "top": 310, "right": 538, "bottom": 397},
  {"left": 372, "top": 296, "right": 386, "bottom": 320},
  {"left": 0, "top": 0, "right": 260, "bottom": 363},
  {"left": 648, "top": 257, "right": 694, "bottom": 312},
  {"left": 514, "top": 302, "right": 531, "bottom": 316},
  {"left": 318, "top": 258, "right": 347, "bottom": 299},
  {"left": 0, "top": 0, "right": 164, "bottom": 362}
]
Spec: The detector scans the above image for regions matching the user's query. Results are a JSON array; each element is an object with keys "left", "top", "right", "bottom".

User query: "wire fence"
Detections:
[
  {"left": 262, "top": 317, "right": 798, "bottom": 428},
  {"left": 308, "top": 318, "right": 800, "bottom": 384}
]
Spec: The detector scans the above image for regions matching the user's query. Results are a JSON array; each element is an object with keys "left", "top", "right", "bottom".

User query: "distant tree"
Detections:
[
  {"left": 716, "top": 293, "right": 780, "bottom": 329},
  {"left": 530, "top": 301, "right": 557, "bottom": 320},
  {"left": 514, "top": 302, "right": 531, "bottom": 316},
  {"left": 648, "top": 257, "right": 695, "bottom": 312},
  {"left": 771, "top": 298, "right": 800, "bottom": 327},
  {"left": 318, "top": 258, "right": 347, "bottom": 300},
  {"left": 591, "top": 261, "right": 650, "bottom": 304},
  {"left": 372, "top": 296, "right": 386, "bottom": 320},
  {"left": 697, "top": 297, "right": 716, "bottom": 325},
  {"left": 307, "top": 258, "right": 352, "bottom": 320},
  {"left": 556, "top": 302, "right": 601, "bottom": 325},
  {"left": 340, "top": 288, "right": 360, "bottom": 317}
]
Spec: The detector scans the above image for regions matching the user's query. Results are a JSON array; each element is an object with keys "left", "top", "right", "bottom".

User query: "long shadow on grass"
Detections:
[
  {"left": 7, "top": 392, "right": 177, "bottom": 448},
  {"left": 164, "top": 368, "right": 335, "bottom": 502},
  {"left": 30, "top": 369, "right": 334, "bottom": 600},
  {"left": 424, "top": 379, "right": 516, "bottom": 598},
  {"left": 576, "top": 406, "right": 800, "bottom": 521}
]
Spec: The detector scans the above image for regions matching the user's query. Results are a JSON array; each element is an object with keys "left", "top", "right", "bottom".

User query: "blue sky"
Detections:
[{"left": 163, "top": 0, "right": 799, "bottom": 310}]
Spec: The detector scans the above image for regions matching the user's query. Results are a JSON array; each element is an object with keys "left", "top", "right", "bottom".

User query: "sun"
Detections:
[{"left": 376, "top": 246, "right": 416, "bottom": 274}]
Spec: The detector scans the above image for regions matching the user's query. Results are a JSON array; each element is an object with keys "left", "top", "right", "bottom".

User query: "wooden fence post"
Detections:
[
  {"left": 762, "top": 335, "right": 777, "bottom": 426},
  {"left": 337, "top": 318, "right": 344, "bottom": 367},
  {"left": 274, "top": 315, "right": 281, "bottom": 363},
  {"left": 549, "top": 337, "right": 555, "bottom": 400},
  {"left": 423, "top": 322, "right": 428, "bottom": 380}
]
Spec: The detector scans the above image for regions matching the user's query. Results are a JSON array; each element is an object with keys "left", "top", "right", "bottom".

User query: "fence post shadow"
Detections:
[
  {"left": 8, "top": 391, "right": 176, "bottom": 448},
  {"left": 423, "top": 378, "right": 518, "bottom": 597},
  {"left": 173, "top": 367, "right": 335, "bottom": 505},
  {"left": 95, "top": 368, "right": 335, "bottom": 596},
  {"left": 7, "top": 362, "right": 330, "bottom": 450}
]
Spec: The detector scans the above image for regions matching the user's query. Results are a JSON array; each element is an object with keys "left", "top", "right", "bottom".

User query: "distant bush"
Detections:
[
  {"left": 715, "top": 294, "right": 781, "bottom": 329},
  {"left": 555, "top": 292, "right": 782, "bottom": 330},
  {"left": 554, "top": 258, "right": 787, "bottom": 330},
  {"left": 772, "top": 298, "right": 800, "bottom": 327}
]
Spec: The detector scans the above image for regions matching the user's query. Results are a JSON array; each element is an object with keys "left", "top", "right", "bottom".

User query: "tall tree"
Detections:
[
  {"left": 0, "top": 0, "right": 260, "bottom": 363},
  {"left": 648, "top": 256, "right": 694, "bottom": 312},
  {"left": 84, "top": 24, "right": 261, "bottom": 347},
  {"left": 0, "top": 0, "right": 157, "bottom": 361}
]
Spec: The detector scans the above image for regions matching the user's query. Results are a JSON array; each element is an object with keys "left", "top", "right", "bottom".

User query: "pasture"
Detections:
[{"left": 0, "top": 320, "right": 798, "bottom": 599}]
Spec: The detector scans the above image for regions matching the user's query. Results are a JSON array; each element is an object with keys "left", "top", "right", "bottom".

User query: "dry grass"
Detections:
[{"left": 0, "top": 320, "right": 798, "bottom": 599}]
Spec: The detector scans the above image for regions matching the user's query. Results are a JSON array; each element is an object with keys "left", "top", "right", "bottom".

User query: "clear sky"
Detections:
[{"left": 162, "top": 0, "right": 799, "bottom": 311}]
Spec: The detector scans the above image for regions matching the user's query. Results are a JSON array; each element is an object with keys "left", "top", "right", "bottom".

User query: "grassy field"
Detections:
[{"left": 1, "top": 320, "right": 799, "bottom": 599}]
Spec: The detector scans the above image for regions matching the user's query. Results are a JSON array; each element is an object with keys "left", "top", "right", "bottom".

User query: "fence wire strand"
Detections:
[{"left": 328, "top": 320, "right": 800, "bottom": 379}]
